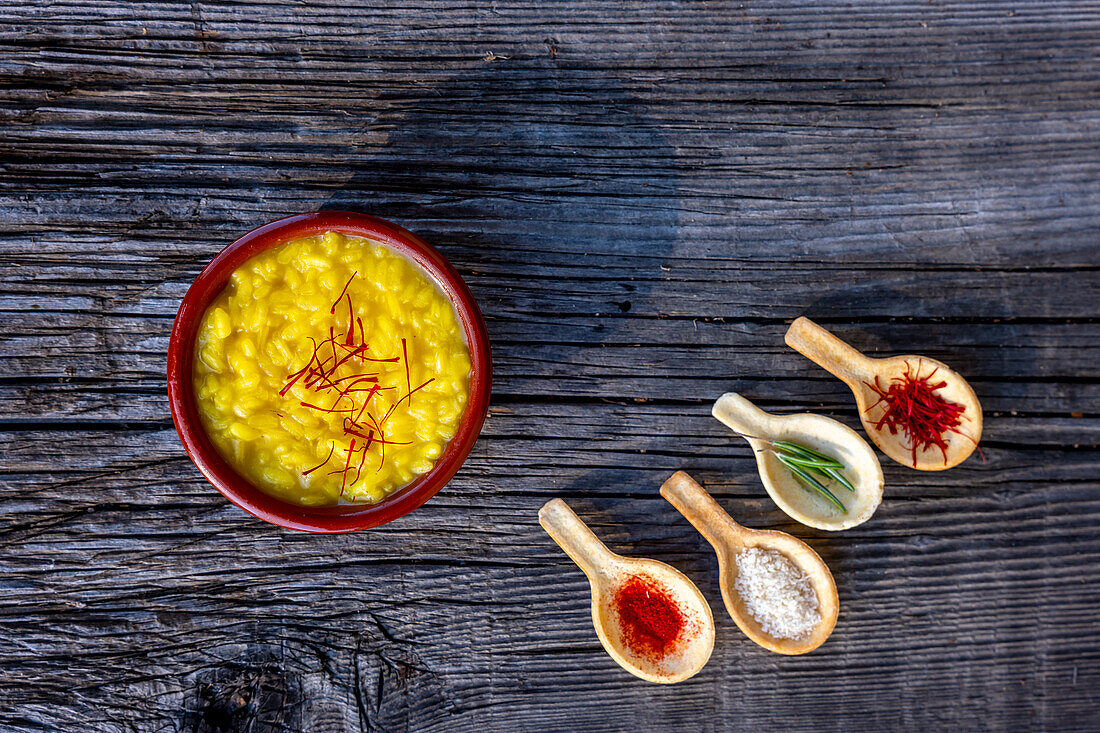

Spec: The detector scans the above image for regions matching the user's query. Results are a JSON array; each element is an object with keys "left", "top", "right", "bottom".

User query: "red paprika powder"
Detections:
[{"left": 612, "top": 574, "right": 687, "bottom": 659}]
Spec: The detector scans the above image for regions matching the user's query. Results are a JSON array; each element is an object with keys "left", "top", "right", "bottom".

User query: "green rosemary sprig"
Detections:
[
  {"left": 776, "top": 456, "right": 847, "bottom": 512},
  {"left": 756, "top": 439, "right": 854, "bottom": 513},
  {"left": 770, "top": 440, "right": 844, "bottom": 468}
]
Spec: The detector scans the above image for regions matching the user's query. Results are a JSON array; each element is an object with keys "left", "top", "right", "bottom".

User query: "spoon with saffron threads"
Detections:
[{"left": 784, "top": 316, "right": 983, "bottom": 470}]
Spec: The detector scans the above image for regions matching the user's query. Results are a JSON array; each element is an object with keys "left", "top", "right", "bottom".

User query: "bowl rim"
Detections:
[{"left": 167, "top": 211, "right": 492, "bottom": 532}]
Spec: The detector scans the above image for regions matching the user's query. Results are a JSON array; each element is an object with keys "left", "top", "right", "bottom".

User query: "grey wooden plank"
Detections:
[
  {"left": 1, "top": 404, "right": 1097, "bottom": 509},
  {"left": 4, "top": 256, "right": 1100, "bottom": 322},
  {"left": 1, "top": 327, "right": 1096, "bottom": 424}
]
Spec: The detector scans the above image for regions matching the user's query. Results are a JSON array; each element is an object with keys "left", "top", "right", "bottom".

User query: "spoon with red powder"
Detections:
[
  {"left": 785, "top": 317, "right": 983, "bottom": 471},
  {"left": 538, "top": 498, "right": 715, "bottom": 683}
]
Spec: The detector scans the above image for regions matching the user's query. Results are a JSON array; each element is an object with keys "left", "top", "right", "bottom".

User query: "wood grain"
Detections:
[{"left": 0, "top": 0, "right": 1098, "bottom": 730}]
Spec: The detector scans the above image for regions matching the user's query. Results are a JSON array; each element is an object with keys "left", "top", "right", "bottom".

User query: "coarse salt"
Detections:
[{"left": 734, "top": 547, "right": 820, "bottom": 639}]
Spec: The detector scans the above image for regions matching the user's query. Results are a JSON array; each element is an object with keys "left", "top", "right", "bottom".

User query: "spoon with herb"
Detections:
[
  {"left": 660, "top": 471, "right": 838, "bottom": 655},
  {"left": 538, "top": 498, "right": 715, "bottom": 683},
  {"left": 712, "top": 392, "right": 883, "bottom": 531},
  {"left": 784, "top": 317, "right": 983, "bottom": 470}
]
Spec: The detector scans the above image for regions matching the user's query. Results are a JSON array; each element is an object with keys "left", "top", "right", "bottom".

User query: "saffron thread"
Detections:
[{"left": 864, "top": 360, "right": 975, "bottom": 466}]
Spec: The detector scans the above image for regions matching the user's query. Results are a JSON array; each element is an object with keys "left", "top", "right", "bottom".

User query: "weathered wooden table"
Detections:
[{"left": 2, "top": 1, "right": 1098, "bottom": 730}]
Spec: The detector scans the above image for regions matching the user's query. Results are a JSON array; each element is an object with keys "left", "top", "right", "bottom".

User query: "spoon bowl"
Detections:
[
  {"left": 713, "top": 392, "right": 883, "bottom": 530},
  {"left": 785, "top": 317, "right": 982, "bottom": 470},
  {"left": 660, "top": 472, "right": 838, "bottom": 655},
  {"left": 538, "top": 498, "right": 715, "bottom": 683}
]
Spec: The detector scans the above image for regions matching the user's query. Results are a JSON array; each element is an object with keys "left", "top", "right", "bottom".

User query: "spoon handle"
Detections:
[
  {"left": 539, "top": 498, "right": 618, "bottom": 577},
  {"left": 660, "top": 472, "right": 740, "bottom": 556},
  {"left": 712, "top": 392, "right": 776, "bottom": 439},
  {"left": 785, "top": 317, "right": 875, "bottom": 383}
]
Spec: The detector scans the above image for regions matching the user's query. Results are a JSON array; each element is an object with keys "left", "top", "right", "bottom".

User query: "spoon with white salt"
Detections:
[{"left": 660, "top": 471, "right": 838, "bottom": 655}]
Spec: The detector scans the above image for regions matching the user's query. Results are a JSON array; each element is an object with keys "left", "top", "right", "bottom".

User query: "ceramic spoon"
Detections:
[
  {"left": 538, "top": 498, "right": 715, "bottom": 683},
  {"left": 785, "top": 316, "right": 982, "bottom": 470},
  {"left": 660, "top": 471, "right": 838, "bottom": 655},
  {"left": 712, "top": 392, "right": 882, "bottom": 530}
]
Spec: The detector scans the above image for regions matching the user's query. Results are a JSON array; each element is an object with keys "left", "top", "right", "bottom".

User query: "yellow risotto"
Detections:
[{"left": 193, "top": 231, "right": 471, "bottom": 506}]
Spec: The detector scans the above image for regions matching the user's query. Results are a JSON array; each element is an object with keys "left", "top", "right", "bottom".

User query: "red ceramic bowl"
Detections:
[{"left": 167, "top": 211, "right": 491, "bottom": 532}]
